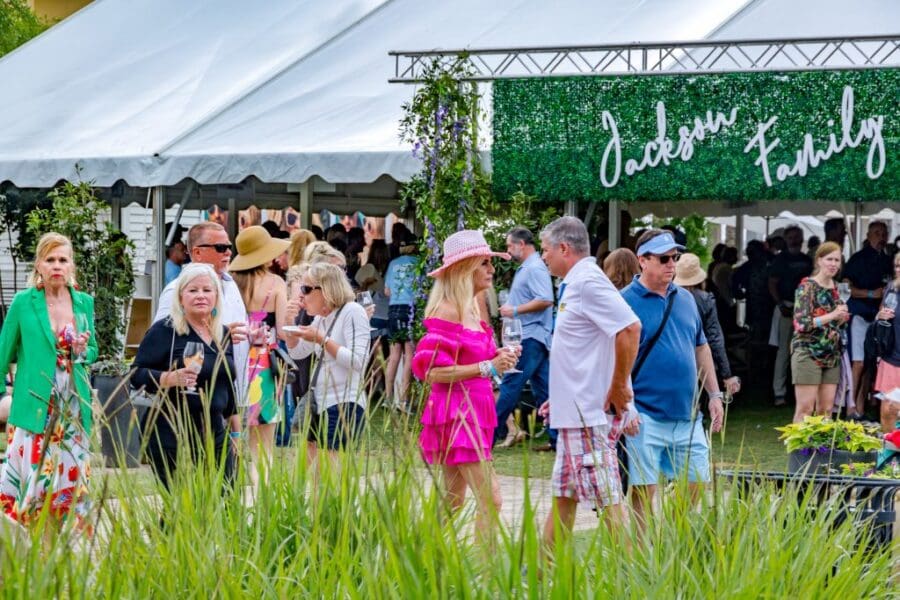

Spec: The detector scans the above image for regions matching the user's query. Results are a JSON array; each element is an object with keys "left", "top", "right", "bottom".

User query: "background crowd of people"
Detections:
[{"left": 0, "top": 211, "right": 897, "bottom": 557}]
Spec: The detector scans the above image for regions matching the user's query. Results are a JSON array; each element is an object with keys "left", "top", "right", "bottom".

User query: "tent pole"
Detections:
[
  {"left": 299, "top": 179, "right": 313, "bottom": 230},
  {"left": 564, "top": 200, "right": 577, "bottom": 217},
  {"left": 854, "top": 201, "right": 863, "bottom": 253},
  {"left": 735, "top": 208, "right": 745, "bottom": 258},
  {"left": 166, "top": 181, "right": 194, "bottom": 246},
  {"left": 151, "top": 186, "right": 166, "bottom": 314},
  {"left": 227, "top": 197, "right": 238, "bottom": 242},
  {"left": 608, "top": 200, "right": 620, "bottom": 250}
]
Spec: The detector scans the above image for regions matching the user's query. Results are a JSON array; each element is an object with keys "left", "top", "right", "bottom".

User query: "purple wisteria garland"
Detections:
[{"left": 399, "top": 56, "right": 491, "bottom": 338}]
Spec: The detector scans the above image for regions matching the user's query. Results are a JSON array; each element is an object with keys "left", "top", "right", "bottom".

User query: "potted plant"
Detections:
[
  {"left": 27, "top": 180, "right": 140, "bottom": 467},
  {"left": 775, "top": 416, "right": 882, "bottom": 474}
]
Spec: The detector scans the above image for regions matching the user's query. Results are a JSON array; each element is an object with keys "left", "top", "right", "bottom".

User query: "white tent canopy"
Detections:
[
  {"left": 1, "top": 0, "right": 759, "bottom": 187},
  {"left": 0, "top": 0, "right": 896, "bottom": 189}
]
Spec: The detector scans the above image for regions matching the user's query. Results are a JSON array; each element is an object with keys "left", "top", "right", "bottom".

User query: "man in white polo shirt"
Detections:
[{"left": 537, "top": 216, "right": 641, "bottom": 556}]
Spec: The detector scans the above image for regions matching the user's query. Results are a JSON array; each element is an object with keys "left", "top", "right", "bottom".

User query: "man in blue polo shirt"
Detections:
[
  {"left": 621, "top": 229, "right": 724, "bottom": 528},
  {"left": 494, "top": 226, "right": 554, "bottom": 446}
]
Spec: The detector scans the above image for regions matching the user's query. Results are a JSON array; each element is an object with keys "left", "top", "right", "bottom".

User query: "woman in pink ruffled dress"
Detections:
[{"left": 412, "top": 230, "right": 519, "bottom": 540}]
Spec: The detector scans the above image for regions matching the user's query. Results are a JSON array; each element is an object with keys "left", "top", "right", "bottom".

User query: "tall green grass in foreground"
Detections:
[{"left": 0, "top": 410, "right": 897, "bottom": 598}]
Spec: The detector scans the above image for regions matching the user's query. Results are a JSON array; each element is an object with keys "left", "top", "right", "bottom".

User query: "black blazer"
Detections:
[{"left": 131, "top": 319, "right": 236, "bottom": 448}]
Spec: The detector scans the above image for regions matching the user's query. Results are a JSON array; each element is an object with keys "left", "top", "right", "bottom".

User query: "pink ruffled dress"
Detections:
[{"left": 412, "top": 318, "right": 497, "bottom": 465}]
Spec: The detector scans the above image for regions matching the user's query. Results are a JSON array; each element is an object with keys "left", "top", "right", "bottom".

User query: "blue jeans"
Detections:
[{"left": 494, "top": 338, "right": 551, "bottom": 444}]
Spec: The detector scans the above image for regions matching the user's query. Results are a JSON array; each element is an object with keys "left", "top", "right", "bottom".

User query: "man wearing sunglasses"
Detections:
[
  {"left": 621, "top": 229, "right": 724, "bottom": 530},
  {"left": 154, "top": 222, "right": 249, "bottom": 399}
]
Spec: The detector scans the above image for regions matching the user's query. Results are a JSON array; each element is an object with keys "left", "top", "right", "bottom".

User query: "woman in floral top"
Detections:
[{"left": 791, "top": 242, "right": 849, "bottom": 422}]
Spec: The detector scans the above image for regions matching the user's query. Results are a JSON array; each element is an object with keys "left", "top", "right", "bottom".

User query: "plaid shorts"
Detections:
[{"left": 551, "top": 425, "right": 623, "bottom": 507}]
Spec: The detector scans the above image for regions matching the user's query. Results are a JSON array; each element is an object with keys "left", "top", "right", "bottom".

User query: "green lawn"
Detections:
[{"left": 0, "top": 393, "right": 793, "bottom": 485}]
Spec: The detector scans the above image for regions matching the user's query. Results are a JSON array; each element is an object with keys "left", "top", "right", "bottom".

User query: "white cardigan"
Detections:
[{"left": 288, "top": 301, "right": 371, "bottom": 410}]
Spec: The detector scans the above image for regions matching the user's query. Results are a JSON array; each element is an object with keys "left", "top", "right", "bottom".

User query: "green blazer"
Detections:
[{"left": 0, "top": 286, "right": 98, "bottom": 434}]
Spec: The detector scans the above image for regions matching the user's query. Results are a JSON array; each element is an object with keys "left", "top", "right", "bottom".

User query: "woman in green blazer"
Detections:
[{"left": 0, "top": 232, "right": 97, "bottom": 529}]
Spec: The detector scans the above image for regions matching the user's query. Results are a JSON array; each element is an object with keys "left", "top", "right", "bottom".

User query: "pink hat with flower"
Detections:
[{"left": 427, "top": 230, "right": 510, "bottom": 277}]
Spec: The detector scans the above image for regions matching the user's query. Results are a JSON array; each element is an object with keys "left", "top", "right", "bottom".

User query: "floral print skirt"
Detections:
[{"left": 0, "top": 371, "right": 91, "bottom": 529}]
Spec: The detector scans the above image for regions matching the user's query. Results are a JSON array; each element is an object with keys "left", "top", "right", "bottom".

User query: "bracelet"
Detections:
[
  {"left": 478, "top": 360, "right": 492, "bottom": 378},
  {"left": 321, "top": 335, "right": 330, "bottom": 346},
  {"left": 814, "top": 317, "right": 822, "bottom": 328},
  {"left": 709, "top": 391, "right": 724, "bottom": 401},
  {"left": 229, "top": 431, "right": 242, "bottom": 439},
  {"left": 490, "top": 363, "right": 500, "bottom": 379},
  {"left": 868, "top": 290, "right": 874, "bottom": 299},
  {"left": 513, "top": 306, "right": 518, "bottom": 318}
]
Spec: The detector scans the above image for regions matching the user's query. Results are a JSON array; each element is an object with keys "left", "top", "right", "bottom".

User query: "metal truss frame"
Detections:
[{"left": 389, "top": 34, "right": 900, "bottom": 82}]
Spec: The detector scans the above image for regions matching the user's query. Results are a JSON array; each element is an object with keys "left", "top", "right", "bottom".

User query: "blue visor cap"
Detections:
[{"left": 636, "top": 232, "right": 686, "bottom": 256}]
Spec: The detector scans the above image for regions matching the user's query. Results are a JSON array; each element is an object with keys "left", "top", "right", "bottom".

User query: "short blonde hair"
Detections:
[
  {"left": 288, "top": 229, "right": 317, "bottom": 267},
  {"left": 286, "top": 263, "right": 310, "bottom": 290},
  {"left": 305, "top": 262, "right": 353, "bottom": 310},
  {"left": 304, "top": 241, "right": 346, "bottom": 267},
  {"left": 28, "top": 232, "right": 76, "bottom": 288},
  {"left": 170, "top": 263, "right": 224, "bottom": 342}
]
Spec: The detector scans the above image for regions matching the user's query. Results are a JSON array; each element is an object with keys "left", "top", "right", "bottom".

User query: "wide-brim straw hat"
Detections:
[
  {"left": 229, "top": 225, "right": 290, "bottom": 272},
  {"left": 674, "top": 252, "right": 706, "bottom": 287},
  {"left": 428, "top": 230, "right": 510, "bottom": 278}
]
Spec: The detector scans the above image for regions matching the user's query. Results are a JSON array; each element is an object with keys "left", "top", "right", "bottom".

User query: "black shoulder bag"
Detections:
[{"left": 617, "top": 291, "right": 677, "bottom": 494}]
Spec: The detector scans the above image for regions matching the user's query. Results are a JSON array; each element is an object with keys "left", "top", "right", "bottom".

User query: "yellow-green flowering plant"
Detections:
[{"left": 775, "top": 416, "right": 881, "bottom": 455}]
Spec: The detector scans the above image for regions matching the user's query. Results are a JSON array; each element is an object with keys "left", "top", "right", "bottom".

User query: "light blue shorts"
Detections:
[{"left": 627, "top": 411, "right": 710, "bottom": 486}]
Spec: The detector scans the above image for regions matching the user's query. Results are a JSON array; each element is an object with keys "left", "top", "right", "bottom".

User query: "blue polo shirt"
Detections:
[
  {"left": 385, "top": 255, "right": 419, "bottom": 306},
  {"left": 621, "top": 276, "right": 707, "bottom": 422},
  {"left": 507, "top": 251, "right": 554, "bottom": 349}
]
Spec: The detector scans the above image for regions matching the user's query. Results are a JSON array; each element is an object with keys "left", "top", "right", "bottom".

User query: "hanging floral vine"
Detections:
[{"left": 399, "top": 56, "right": 491, "bottom": 333}]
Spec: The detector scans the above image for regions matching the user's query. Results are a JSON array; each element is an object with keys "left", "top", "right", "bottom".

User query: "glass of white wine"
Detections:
[
  {"left": 357, "top": 291, "right": 378, "bottom": 331},
  {"left": 182, "top": 342, "right": 204, "bottom": 394},
  {"left": 501, "top": 317, "right": 523, "bottom": 374}
]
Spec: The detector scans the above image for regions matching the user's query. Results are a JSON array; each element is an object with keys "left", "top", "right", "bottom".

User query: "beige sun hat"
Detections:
[
  {"left": 674, "top": 253, "right": 706, "bottom": 287},
  {"left": 229, "top": 226, "right": 290, "bottom": 272}
]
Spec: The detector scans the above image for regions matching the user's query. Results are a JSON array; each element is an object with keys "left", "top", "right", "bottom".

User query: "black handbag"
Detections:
[{"left": 865, "top": 319, "right": 895, "bottom": 360}]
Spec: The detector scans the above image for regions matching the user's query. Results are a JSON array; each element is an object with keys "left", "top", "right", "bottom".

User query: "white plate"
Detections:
[{"left": 282, "top": 325, "right": 303, "bottom": 333}]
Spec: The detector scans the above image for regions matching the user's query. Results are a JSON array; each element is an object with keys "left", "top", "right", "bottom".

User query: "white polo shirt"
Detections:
[
  {"left": 155, "top": 272, "right": 249, "bottom": 403},
  {"left": 549, "top": 257, "right": 639, "bottom": 429}
]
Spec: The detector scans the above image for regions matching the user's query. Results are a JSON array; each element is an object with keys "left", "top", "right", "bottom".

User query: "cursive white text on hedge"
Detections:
[
  {"left": 599, "top": 102, "right": 739, "bottom": 188},
  {"left": 743, "top": 85, "right": 885, "bottom": 186}
]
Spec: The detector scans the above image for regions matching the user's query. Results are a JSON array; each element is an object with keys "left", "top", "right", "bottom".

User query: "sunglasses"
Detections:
[
  {"left": 652, "top": 253, "right": 681, "bottom": 264},
  {"left": 299, "top": 285, "right": 322, "bottom": 295},
  {"left": 196, "top": 243, "right": 233, "bottom": 253}
]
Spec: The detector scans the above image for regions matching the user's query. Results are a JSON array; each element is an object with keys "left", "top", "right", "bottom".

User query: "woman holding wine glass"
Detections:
[
  {"left": 874, "top": 255, "right": 900, "bottom": 432},
  {"left": 131, "top": 263, "right": 241, "bottom": 491},
  {"left": 0, "top": 233, "right": 97, "bottom": 533},
  {"left": 790, "top": 242, "right": 849, "bottom": 422},
  {"left": 411, "top": 230, "right": 519, "bottom": 546}
]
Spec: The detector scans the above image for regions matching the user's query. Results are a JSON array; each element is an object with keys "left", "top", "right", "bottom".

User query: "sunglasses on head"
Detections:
[
  {"left": 652, "top": 253, "right": 681, "bottom": 264},
  {"left": 196, "top": 243, "right": 233, "bottom": 253},
  {"left": 299, "top": 285, "right": 322, "bottom": 295}
]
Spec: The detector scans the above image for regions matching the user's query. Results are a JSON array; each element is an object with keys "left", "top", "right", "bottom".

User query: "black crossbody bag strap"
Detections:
[
  {"left": 308, "top": 306, "right": 345, "bottom": 411},
  {"left": 632, "top": 291, "right": 677, "bottom": 380}
]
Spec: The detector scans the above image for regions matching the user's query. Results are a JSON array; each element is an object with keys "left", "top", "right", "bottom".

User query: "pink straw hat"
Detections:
[{"left": 427, "top": 230, "right": 510, "bottom": 277}]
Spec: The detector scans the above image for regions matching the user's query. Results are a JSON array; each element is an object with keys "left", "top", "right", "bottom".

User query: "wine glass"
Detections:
[
  {"left": 357, "top": 291, "right": 378, "bottom": 331},
  {"left": 501, "top": 318, "right": 523, "bottom": 374},
  {"left": 837, "top": 282, "right": 851, "bottom": 304},
  {"left": 182, "top": 342, "right": 204, "bottom": 394},
  {"left": 74, "top": 314, "right": 90, "bottom": 361},
  {"left": 884, "top": 292, "right": 898, "bottom": 312}
]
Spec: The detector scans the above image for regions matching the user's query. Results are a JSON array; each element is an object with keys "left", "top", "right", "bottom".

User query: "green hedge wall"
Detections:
[{"left": 492, "top": 69, "right": 898, "bottom": 203}]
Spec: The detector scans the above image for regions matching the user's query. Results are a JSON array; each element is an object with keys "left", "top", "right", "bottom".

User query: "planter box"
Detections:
[
  {"left": 95, "top": 374, "right": 146, "bottom": 468},
  {"left": 788, "top": 448, "right": 878, "bottom": 475}
]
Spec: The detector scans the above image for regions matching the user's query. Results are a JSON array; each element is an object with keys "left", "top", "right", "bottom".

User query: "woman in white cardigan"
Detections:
[{"left": 285, "top": 262, "right": 371, "bottom": 463}]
